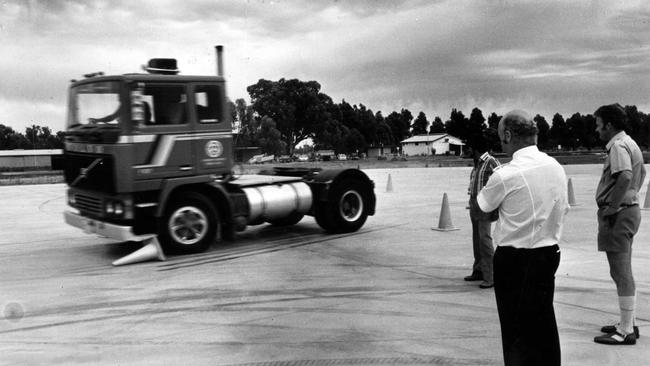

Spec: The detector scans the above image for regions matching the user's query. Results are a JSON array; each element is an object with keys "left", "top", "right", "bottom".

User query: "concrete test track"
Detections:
[{"left": 0, "top": 165, "right": 648, "bottom": 365}]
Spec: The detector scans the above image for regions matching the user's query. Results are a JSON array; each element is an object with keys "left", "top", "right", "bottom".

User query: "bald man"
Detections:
[{"left": 478, "top": 110, "right": 570, "bottom": 366}]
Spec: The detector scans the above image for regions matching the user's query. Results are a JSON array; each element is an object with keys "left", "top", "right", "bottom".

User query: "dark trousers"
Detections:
[
  {"left": 471, "top": 215, "right": 494, "bottom": 283},
  {"left": 494, "top": 244, "right": 561, "bottom": 366}
]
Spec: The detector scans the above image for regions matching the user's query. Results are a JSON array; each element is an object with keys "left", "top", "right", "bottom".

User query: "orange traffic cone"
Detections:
[
  {"left": 386, "top": 173, "right": 394, "bottom": 192},
  {"left": 567, "top": 178, "right": 577, "bottom": 206},
  {"left": 112, "top": 237, "right": 166, "bottom": 266},
  {"left": 432, "top": 192, "right": 459, "bottom": 231},
  {"left": 642, "top": 180, "right": 650, "bottom": 210}
]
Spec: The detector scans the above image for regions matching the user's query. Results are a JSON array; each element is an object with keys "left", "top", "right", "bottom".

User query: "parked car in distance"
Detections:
[
  {"left": 337, "top": 154, "right": 347, "bottom": 161},
  {"left": 248, "top": 154, "right": 275, "bottom": 164},
  {"left": 278, "top": 155, "right": 293, "bottom": 163},
  {"left": 247, "top": 154, "right": 265, "bottom": 164},
  {"left": 297, "top": 154, "right": 309, "bottom": 162}
]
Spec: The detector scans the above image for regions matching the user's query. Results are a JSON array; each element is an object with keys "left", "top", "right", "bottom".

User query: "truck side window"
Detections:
[
  {"left": 194, "top": 85, "right": 222, "bottom": 124},
  {"left": 142, "top": 85, "right": 187, "bottom": 125}
]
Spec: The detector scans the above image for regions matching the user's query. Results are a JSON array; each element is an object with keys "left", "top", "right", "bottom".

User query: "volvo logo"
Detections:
[{"left": 205, "top": 140, "right": 223, "bottom": 158}]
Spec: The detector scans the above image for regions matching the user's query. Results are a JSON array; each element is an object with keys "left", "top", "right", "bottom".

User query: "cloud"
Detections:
[{"left": 0, "top": 0, "right": 648, "bottom": 134}]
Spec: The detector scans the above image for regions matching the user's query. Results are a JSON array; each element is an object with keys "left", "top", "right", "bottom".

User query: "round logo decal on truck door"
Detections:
[{"left": 205, "top": 140, "right": 223, "bottom": 158}]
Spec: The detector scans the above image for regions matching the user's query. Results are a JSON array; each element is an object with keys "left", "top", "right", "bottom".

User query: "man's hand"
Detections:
[{"left": 602, "top": 206, "right": 619, "bottom": 227}]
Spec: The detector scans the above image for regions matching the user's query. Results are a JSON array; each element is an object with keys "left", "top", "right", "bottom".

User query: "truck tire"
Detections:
[
  {"left": 158, "top": 192, "right": 219, "bottom": 254},
  {"left": 269, "top": 212, "right": 304, "bottom": 227},
  {"left": 315, "top": 179, "right": 369, "bottom": 233}
]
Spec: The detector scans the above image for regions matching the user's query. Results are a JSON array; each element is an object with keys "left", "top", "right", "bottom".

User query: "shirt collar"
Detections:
[
  {"left": 512, "top": 145, "right": 539, "bottom": 160},
  {"left": 605, "top": 131, "right": 627, "bottom": 151}
]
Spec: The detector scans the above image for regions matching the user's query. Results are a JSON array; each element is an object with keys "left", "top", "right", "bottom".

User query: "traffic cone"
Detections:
[
  {"left": 386, "top": 173, "right": 394, "bottom": 192},
  {"left": 568, "top": 178, "right": 577, "bottom": 206},
  {"left": 112, "top": 237, "right": 166, "bottom": 266},
  {"left": 642, "top": 180, "right": 650, "bottom": 210},
  {"left": 432, "top": 192, "right": 459, "bottom": 231}
]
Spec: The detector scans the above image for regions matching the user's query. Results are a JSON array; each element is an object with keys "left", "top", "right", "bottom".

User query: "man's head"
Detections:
[
  {"left": 471, "top": 137, "right": 488, "bottom": 160},
  {"left": 594, "top": 103, "right": 626, "bottom": 142},
  {"left": 498, "top": 110, "right": 537, "bottom": 156}
]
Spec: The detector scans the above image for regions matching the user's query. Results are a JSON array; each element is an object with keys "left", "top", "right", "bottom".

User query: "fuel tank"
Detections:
[{"left": 241, "top": 181, "right": 312, "bottom": 223}]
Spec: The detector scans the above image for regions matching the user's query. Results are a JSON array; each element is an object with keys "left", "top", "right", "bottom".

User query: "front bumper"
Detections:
[{"left": 64, "top": 210, "right": 154, "bottom": 242}]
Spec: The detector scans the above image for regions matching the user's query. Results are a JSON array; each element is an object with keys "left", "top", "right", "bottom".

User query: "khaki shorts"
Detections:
[{"left": 597, "top": 205, "right": 641, "bottom": 252}]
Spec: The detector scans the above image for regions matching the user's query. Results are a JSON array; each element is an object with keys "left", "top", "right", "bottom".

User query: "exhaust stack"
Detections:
[{"left": 215, "top": 45, "right": 224, "bottom": 77}]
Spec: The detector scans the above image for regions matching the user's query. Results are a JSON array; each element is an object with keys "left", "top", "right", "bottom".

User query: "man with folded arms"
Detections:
[
  {"left": 478, "top": 110, "right": 569, "bottom": 366},
  {"left": 593, "top": 104, "right": 646, "bottom": 345}
]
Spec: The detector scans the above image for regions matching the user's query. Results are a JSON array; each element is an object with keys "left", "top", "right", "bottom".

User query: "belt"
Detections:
[{"left": 597, "top": 203, "right": 638, "bottom": 209}]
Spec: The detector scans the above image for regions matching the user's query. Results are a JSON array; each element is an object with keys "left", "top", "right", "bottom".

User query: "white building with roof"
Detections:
[{"left": 400, "top": 134, "right": 464, "bottom": 156}]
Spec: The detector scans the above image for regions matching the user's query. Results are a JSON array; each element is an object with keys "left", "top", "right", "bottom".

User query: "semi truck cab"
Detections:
[{"left": 60, "top": 49, "right": 376, "bottom": 255}]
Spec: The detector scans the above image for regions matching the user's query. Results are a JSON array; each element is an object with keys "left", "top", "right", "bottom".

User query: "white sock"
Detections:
[{"left": 618, "top": 295, "right": 636, "bottom": 335}]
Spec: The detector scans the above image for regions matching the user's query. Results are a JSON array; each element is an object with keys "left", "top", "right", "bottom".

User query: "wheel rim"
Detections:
[
  {"left": 339, "top": 190, "right": 363, "bottom": 222},
  {"left": 168, "top": 206, "right": 208, "bottom": 245}
]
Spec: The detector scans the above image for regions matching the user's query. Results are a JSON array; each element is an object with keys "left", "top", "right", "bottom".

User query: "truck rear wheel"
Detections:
[
  {"left": 158, "top": 192, "right": 219, "bottom": 254},
  {"left": 315, "top": 179, "right": 369, "bottom": 233}
]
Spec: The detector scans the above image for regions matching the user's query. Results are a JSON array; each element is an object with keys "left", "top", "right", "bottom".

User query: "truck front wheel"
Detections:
[
  {"left": 158, "top": 192, "right": 219, "bottom": 254},
  {"left": 315, "top": 179, "right": 369, "bottom": 233}
]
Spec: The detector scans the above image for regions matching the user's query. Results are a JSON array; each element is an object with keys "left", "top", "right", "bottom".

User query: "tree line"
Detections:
[
  {"left": 0, "top": 125, "right": 65, "bottom": 150},
  {"left": 234, "top": 78, "right": 650, "bottom": 156},
  {"left": 1, "top": 78, "right": 649, "bottom": 155}
]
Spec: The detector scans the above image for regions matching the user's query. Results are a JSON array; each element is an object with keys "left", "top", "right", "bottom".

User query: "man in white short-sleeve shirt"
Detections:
[{"left": 477, "top": 110, "right": 569, "bottom": 366}]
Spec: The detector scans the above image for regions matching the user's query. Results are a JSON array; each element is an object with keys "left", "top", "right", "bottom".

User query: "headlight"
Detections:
[
  {"left": 105, "top": 202, "right": 115, "bottom": 214},
  {"left": 68, "top": 194, "right": 76, "bottom": 206},
  {"left": 114, "top": 202, "right": 124, "bottom": 215}
]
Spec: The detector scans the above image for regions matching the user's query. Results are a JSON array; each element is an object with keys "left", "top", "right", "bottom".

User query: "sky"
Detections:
[{"left": 1, "top": 0, "right": 649, "bottom": 134}]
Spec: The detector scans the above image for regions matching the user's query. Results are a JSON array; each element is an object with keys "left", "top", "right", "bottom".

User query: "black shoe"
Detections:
[
  {"left": 464, "top": 273, "right": 483, "bottom": 281},
  {"left": 594, "top": 331, "right": 636, "bottom": 345},
  {"left": 479, "top": 281, "right": 494, "bottom": 289},
  {"left": 601, "top": 324, "right": 639, "bottom": 339}
]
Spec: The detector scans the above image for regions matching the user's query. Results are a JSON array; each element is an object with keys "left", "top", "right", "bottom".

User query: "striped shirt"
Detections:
[
  {"left": 469, "top": 152, "right": 500, "bottom": 220},
  {"left": 469, "top": 152, "right": 501, "bottom": 197}
]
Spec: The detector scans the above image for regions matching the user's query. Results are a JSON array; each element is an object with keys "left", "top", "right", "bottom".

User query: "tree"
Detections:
[
  {"left": 411, "top": 111, "right": 429, "bottom": 135},
  {"left": 534, "top": 114, "right": 550, "bottom": 149},
  {"left": 344, "top": 128, "right": 365, "bottom": 154},
  {"left": 257, "top": 117, "right": 286, "bottom": 156},
  {"left": 357, "top": 104, "right": 377, "bottom": 148},
  {"left": 247, "top": 78, "right": 333, "bottom": 154},
  {"left": 582, "top": 114, "right": 598, "bottom": 149},
  {"left": 429, "top": 116, "right": 445, "bottom": 134},
  {"left": 625, "top": 105, "right": 646, "bottom": 147},
  {"left": 487, "top": 112, "right": 501, "bottom": 131},
  {"left": 374, "top": 111, "right": 393, "bottom": 146},
  {"left": 640, "top": 111, "right": 650, "bottom": 149},
  {"left": 0, "top": 124, "right": 18, "bottom": 149},
  {"left": 313, "top": 118, "right": 345, "bottom": 152},
  {"left": 385, "top": 109, "right": 412, "bottom": 145},
  {"left": 486, "top": 112, "right": 502, "bottom": 152},
  {"left": 466, "top": 107, "right": 486, "bottom": 151},
  {"left": 233, "top": 98, "right": 257, "bottom": 147},
  {"left": 565, "top": 113, "right": 586, "bottom": 149},
  {"left": 444, "top": 109, "right": 469, "bottom": 141},
  {"left": 549, "top": 113, "right": 568, "bottom": 149}
]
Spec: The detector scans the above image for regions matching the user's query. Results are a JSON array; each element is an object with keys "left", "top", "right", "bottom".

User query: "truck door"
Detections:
[
  {"left": 133, "top": 83, "right": 196, "bottom": 179},
  {"left": 190, "top": 83, "right": 233, "bottom": 176}
]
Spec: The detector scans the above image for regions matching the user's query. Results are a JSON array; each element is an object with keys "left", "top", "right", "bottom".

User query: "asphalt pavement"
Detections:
[{"left": 0, "top": 164, "right": 648, "bottom": 365}]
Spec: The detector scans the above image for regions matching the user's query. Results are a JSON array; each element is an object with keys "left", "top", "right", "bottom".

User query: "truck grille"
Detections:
[
  {"left": 74, "top": 194, "right": 103, "bottom": 216},
  {"left": 63, "top": 153, "right": 115, "bottom": 193}
]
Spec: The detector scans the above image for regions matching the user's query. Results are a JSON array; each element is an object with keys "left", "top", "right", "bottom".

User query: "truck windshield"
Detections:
[{"left": 68, "top": 81, "right": 122, "bottom": 127}]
